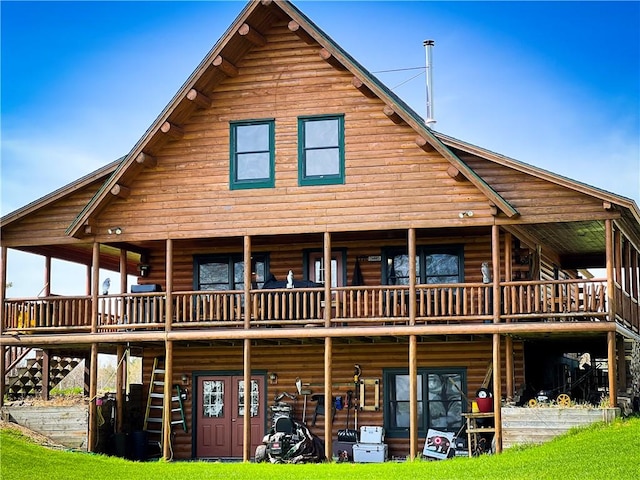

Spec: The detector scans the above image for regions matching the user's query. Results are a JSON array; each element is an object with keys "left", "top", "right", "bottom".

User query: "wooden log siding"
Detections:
[
  {"left": 143, "top": 340, "right": 525, "bottom": 460},
  {"left": 91, "top": 24, "right": 490, "bottom": 240}
]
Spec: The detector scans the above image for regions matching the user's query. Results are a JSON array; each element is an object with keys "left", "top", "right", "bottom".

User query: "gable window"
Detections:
[
  {"left": 194, "top": 254, "right": 268, "bottom": 291},
  {"left": 298, "top": 115, "right": 345, "bottom": 186},
  {"left": 230, "top": 120, "right": 275, "bottom": 189},
  {"left": 383, "top": 245, "right": 463, "bottom": 285},
  {"left": 384, "top": 368, "right": 466, "bottom": 438}
]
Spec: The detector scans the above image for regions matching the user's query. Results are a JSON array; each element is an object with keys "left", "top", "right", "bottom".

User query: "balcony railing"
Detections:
[{"left": 2, "top": 279, "right": 621, "bottom": 335}]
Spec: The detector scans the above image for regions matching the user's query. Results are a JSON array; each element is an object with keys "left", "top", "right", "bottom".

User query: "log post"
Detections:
[
  {"left": 324, "top": 336, "right": 333, "bottom": 460},
  {"left": 135, "top": 152, "right": 157, "bottom": 168},
  {"left": 238, "top": 23, "right": 267, "bottom": 46},
  {"left": 212, "top": 55, "right": 239, "bottom": 77},
  {"left": 324, "top": 232, "right": 332, "bottom": 328},
  {"left": 160, "top": 121, "right": 184, "bottom": 140},
  {"left": 383, "top": 105, "right": 403, "bottom": 124},
  {"left": 493, "top": 333, "right": 502, "bottom": 453},
  {"left": 1, "top": 246, "right": 7, "bottom": 337},
  {"left": 409, "top": 335, "right": 418, "bottom": 460},
  {"left": 607, "top": 331, "right": 618, "bottom": 407},
  {"left": 44, "top": 255, "right": 51, "bottom": 296},
  {"left": 504, "top": 232, "right": 514, "bottom": 400},
  {"left": 243, "top": 338, "right": 252, "bottom": 462},
  {"left": 116, "top": 344, "right": 125, "bottom": 433},
  {"left": 186, "top": 88, "right": 212, "bottom": 108},
  {"left": 605, "top": 219, "right": 616, "bottom": 323},
  {"left": 319, "top": 48, "right": 346, "bottom": 70},
  {"left": 91, "top": 242, "right": 100, "bottom": 333},
  {"left": 166, "top": 239, "right": 173, "bottom": 332},
  {"left": 288, "top": 20, "right": 315, "bottom": 44},
  {"left": 162, "top": 340, "right": 173, "bottom": 460},
  {"left": 88, "top": 343, "right": 99, "bottom": 452},
  {"left": 244, "top": 235, "right": 252, "bottom": 330},
  {"left": 351, "top": 77, "right": 376, "bottom": 98},
  {"left": 41, "top": 349, "right": 50, "bottom": 401}
]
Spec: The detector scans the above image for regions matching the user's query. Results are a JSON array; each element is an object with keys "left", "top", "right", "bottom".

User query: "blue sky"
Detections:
[{"left": 1, "top": 0, "right": 639, "bottom": 297}]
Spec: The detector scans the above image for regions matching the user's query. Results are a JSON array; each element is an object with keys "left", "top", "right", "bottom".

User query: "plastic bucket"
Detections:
[{"left": 476, "top": 397, "right": 493, "bottom": 413}]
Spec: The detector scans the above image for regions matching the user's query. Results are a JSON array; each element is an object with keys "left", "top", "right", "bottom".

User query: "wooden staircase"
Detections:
[
  {"left": 143, "top": 357, "right": 187, "bottom": 455},
  {"left": 4, "top": 348, "right": 82, "bottom": 398}
]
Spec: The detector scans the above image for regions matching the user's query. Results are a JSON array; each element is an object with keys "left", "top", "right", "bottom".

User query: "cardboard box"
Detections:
[
  {"left": 353, "top": 443, "right": 387, "bottom": 463},
  {"left": 359, "top": 426, "right": 384, "bottom": 444}
]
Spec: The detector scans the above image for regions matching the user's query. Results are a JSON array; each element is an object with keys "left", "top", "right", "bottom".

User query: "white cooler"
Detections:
[
  {"left": 359, "top": 426, "right": 384, "bottom": 443},
  {"left": 353, "top": 443, "right": 388, "bottom": 463}
]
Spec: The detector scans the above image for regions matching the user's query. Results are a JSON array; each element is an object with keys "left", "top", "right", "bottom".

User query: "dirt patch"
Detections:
[{"left": 3, "top": 394, "right": 88, "bottom": 407}]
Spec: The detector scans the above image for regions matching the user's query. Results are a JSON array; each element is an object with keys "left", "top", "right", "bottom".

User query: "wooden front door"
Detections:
[{"left": 196, "top": 375, "right": 265, "bottom": 458}]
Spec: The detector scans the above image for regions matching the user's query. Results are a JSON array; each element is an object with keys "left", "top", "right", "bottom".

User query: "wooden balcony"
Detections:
[{"left": 2, "top": 279, "right": 629, "bottom": 336}]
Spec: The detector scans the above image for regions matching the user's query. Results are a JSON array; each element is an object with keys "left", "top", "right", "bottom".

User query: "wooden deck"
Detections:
[{"left": 3, "top": 278, "right": 633, "bottom": 335}]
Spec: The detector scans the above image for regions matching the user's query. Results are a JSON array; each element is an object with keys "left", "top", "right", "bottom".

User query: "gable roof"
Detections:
[{"left": 65, "top": 0, "right": 518, "bottom": 237}]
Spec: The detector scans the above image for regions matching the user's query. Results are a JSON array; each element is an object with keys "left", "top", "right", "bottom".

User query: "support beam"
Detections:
[
  {"left": 44, "top": 256, "right": 51, "bottom": 296},
  {"left": 492, "top": 333, "right": 502, "bottom": 453},
  {"left": 324, "top": 232, "right": 332, "bottom": 328},
  {"left": 110, "top": 184, "right": 131, "bottom": 199},
  {"left": 0, "top": 246, "right": 5, "bottom": 337},
  {"left": 0, "top": 345, "right": 4, "bottom": 407},
  {"left": 319, "top": 48, "right": 346, "bottom": 70},
  {"left": 447, "top": 165, "right": 465, "bottom": 182},
  {"left": 116, "top": 345, "right": 126, "bottom": 433},
  {"left": 41, "top": 349, "right": 50, "bottom": 401},
  {"left": 288, "top": 20, "right": 315, "bottom": 45},
  {"left": 605, "top": 219, "right": 616, "bottom": 322},
  {"left": 135, "top": 152, "right": 157, "bottom": 168},
  {"left": 162, "top": 340, "right": 173, "bottom": 460},
  {"left": 408, "top": 228, "right": 416, "bottom": 326},
  {"left": 409, "top": 335, "right": 418, "bottom": 460},
  {"left": 119, "top": 249, "right": 128, "bottom": 294},
  {"left": 186, "top": 88, "right": 212, "bottom": 109},
  {"left": 160, "top": 121, "right": 184, "bottom": 140},
  {"left": 166, "top": 239, "right": 174, "bottom": 333},
  {"left": 238, "top": 23, "right": 267, "bottom": 47},
  {"left": 212, "top": 55, "right": 239, "bottom": 77},
  {"left": 324, "top": 336, "right": 333, "bottom": 460},
  {"left": 492, "top": 225, "right": 501, "bottom": 324},
  {"left": 88, "top": 343, "right": 99, "bottom": 452},
  {"left": 244, "top": 235, "right": 252, "bottom": 330},
  {"left": 91, "top": 243, "right": 100, "bottom": 333},
  {"left": 383, "top": 105, "right": 403, "bottom": 124},
  {"left": 351, "top": 77, "right": 376, "bottom": 98},
  {"left": 607, "top": 331, "right": 617, "bottom": 407},
  {"left": 243, "top": 338, "right": 252, "bottom": 462}
]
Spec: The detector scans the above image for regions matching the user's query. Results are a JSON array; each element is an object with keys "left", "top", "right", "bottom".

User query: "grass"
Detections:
[{"left": 2, "top": 417, "right": 639, "bottom": 480}]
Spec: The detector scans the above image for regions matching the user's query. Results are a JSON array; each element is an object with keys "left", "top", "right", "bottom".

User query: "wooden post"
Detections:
[
  {"left": 44, "top": 255, "right": 51, "bottom": 296},
  {"left": 244, "top": 236, "right": 252, "bottom": 330},
  {"left": 243, "top": 338, "right": 252, "bottom": 462},
  {"left": 504, "top": 232, "right": 514, "bottom": 400},
  {"left": 0, "top": 246, "right": 7, "bottom": 337},
  {"left": 166, "top": 239, "right": 173, "bottom": 332},
  {"left": 607, "top": 331, "right": 618, "bottom": 407},
  {"left": 324, "top": 232, "right": 332, "bottom": 328},
  {"left": 409, "top": 335, "right": 418, "bottom": 460},
  {"left": 408, "top": 228, "right": 416, "bottom": 326},
  {"left": 324, "top": 336, "right": 332, "bottom": 460},
  {"left": 492, "top": 333, "right": 502, "bottom": 453},
  {"left": 162, "top": 340, "right": 173, "bottom": 460},
  {"left": 41, "top": 349, "right": 50, "bottom": 401},
  {"left": 605, "top": 220, "right": 616, "bottom": 322},
  {"left": 119, "top": 249, "right": 128, "bottom": 294},
  {"left": 91, "top": 242, "right": 100, "bottom": 333},
  {"left": 491, "top": 225, "right": 502, "bottom": 453},
  {"left": 0, "top": 344, "right": 4, "bottom": 408},
  {"left": 88, "top": 343, "right": 99, "bottom": 452},
  {"left": 116, "top": 344, "right": 125, "bottom": 433},
  {"left": 85, "top": 265, "right": 91, "bottom": 296}
]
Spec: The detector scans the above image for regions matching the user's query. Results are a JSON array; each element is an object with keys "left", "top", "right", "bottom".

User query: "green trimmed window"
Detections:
[
  {"left": 383, "top": 368, "right": 466, "bottom": 438},
  {"left": 230, "top": 120, "right": 275, "bottom": 189},
  {"left": 298, "top": 115, "right": 345, "bottom": 186},
  {"left": 383, "top": 245, "right": 464, "bottom": 285}
]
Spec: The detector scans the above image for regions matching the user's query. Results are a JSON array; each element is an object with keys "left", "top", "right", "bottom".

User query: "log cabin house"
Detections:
[{"left": 1, "top": 0, "right": 639, "bottom": 462}]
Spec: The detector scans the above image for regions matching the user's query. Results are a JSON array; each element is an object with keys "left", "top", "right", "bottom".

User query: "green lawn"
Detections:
[{"left": 2, "top": 417, "right": 639, "bottom": 480}]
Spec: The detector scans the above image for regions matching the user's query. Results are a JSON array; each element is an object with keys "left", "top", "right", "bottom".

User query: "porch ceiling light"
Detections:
[{"left": 107, "top": 227, "right": 123, "bottom": 235}]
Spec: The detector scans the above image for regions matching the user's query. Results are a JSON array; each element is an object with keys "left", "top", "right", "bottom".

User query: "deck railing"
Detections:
[{"left": 1, "top": 279, "right": 615, "bottom": 333}]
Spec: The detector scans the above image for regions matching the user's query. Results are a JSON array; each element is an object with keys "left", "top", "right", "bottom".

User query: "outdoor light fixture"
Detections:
[
  {"left": 181, "top": 374, "right": 189, "bottom": 386},
  {"left": 269, "top": 372, "right": 278, "bottom": 385},
  {"left": 138, "top": 264, "right": 151, "bottom": 277},
  {"left": 458, "top": 211, "right": 474, "bottom": 218},
  {"left": 107, "top": 227, "right": 123, "bottom": 235}
]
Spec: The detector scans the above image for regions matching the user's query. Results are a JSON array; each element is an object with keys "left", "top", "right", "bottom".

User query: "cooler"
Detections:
[
  {"left": 353, "top": 443, "right": 388, "bottom": 463},
  {"left": 359, "top": 426, "right": 384, "bottom": 443}
]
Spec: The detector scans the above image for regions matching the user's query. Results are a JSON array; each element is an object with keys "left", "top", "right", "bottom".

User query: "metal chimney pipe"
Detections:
[{"left": 423, "top": 39, "right": 436, "bottom": 127}]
